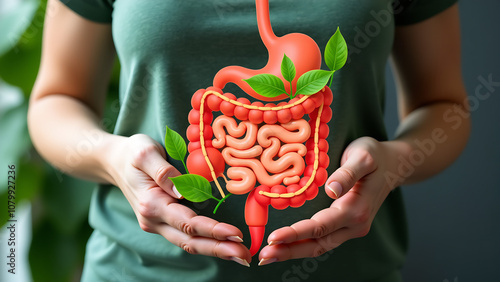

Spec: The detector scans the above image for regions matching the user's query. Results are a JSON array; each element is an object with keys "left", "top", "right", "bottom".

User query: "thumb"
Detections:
[
  {"left": 142, "top": 150, "right": 183, "bottom": 199},
  {"left": 324, "top": 150, "right": 376, "bottom": 199},
  {"left": 130, "top": 135, "right": 183, "bottom": 199}
]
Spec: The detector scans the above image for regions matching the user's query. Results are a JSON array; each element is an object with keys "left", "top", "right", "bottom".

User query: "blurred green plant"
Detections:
[{"left": 0, "top": 1, "right": 120, "bottom": 281}]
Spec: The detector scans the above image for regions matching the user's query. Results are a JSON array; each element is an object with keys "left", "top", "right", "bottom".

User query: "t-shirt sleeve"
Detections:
[
  {"left": 59, "top": 0, "right": 114, "bottom": 23},
  {"left": 394, "top": 0, "right": 458, "bottom": 26}
]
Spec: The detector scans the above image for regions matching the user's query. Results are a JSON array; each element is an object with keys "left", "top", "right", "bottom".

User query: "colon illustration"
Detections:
[{"left": 168, "top": 0, "right": 347, "bottom": 256}]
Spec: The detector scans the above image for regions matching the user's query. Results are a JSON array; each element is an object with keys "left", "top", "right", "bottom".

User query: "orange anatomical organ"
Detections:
[
  {"left": 187, "top": 87, "right": 332, "bottom": 255},
  {"left": 185, "top": 0, "right": 341, "bottom": 256}
]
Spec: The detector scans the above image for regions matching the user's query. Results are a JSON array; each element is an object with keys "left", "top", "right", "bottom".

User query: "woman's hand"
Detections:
[
  {"left": 258, "top": 137, "right": 397, "bottom": 265},
  {"left": 106, "top": 134, "right": 252, "bottom": 266}
]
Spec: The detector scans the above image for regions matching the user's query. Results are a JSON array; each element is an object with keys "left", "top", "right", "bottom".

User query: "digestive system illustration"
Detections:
[{"left": 182, "top": 0, "right": 344, "bottom": 256}]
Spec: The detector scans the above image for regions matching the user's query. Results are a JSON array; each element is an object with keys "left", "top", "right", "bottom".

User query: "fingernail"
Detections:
[
  {"left": 258, "top": 258, "right": 277, "bottom": 266},
  {"left": 227, "top": 236, "right": 244, "bottom": 243},
  {"left": 172, "top": 185, "right": 183, "bottom": 199},
  {"left": 269, "top": 241, "right": 283, "bottom": 246},
  {"left": 231, "top": 257, "right": 250, "bottom": 267},
  {"left": 327, "top": 182, "right": 342, "bottom": 199}
]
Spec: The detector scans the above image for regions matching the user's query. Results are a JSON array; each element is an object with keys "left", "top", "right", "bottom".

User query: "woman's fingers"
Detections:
[
  {"left": 261, "top": 176, "right": 378, "bottom": 263},
  {"left": 135, "top": 186, "right": 250, "bottom": 264},
  {"left": 259, "top": 228, "right": 354, "bottom": 263},
  {"left": 266, "top": 206, "right": 348, "bottom": 244},
  {"left": 136, "top": 187, "right": 244, "bottom": 242},
  {"left": 157, "top": 224, "right": 252, "bottom": 265},
  {"left": 260, "top": 201, "right": 370, "bottom": 262},
  {"left": 161, "top": 202, "right": 245, "bottom": 241}
]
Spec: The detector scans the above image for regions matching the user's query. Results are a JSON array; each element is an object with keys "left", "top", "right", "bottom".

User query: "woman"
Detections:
[{"left": 28, "top": 0, "right": 469, "bottom": 281}]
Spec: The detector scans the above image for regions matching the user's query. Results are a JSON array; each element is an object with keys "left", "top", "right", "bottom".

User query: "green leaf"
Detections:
[
  {"left": 296, "top": 70, "right": 334, "bottom": 95},
  {"left": 165, "top": 126, "right": 187, "bottom": 162},
  {"left": 169, "top": 174, "right": 216, "bottom": 202},
  {"left": 0, "top": 0, "right": 44, "bottom": 98},
  {"left": 0, "top": 0, "right": 38, "bottom": 56},
  {"left": 325, "top": 27, "right": 348, "bottom": 72},
  {"left": 243, "top": 74, "right": 287, "bottom": 98},
  {"left": 281, "top": 54, "right": 296, "bottom": 83}
]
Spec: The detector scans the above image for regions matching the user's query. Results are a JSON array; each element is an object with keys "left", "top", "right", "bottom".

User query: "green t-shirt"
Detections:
[{"left": 60, "top": 0, "right": 457, "bottom": 281}]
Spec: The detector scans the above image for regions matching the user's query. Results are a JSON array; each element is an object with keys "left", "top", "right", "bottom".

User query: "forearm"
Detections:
[
  {"left": 28, "top": 94, "right": 121, "bottom": 184},
  {"left": 383, "top": 4, "right": 470, "bottom": 187},
  {"left": 384, "top": 101, "right": 470, "bottom": 187}
]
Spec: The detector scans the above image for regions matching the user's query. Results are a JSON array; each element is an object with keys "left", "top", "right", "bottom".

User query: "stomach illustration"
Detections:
[{"left": 184, "top": 0, "right": 334, "bottom": 256}]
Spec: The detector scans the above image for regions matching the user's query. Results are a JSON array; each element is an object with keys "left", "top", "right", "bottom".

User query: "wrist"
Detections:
[
  {"left": 96, "top": 133, "right": 128, "bottom": 186},
  {"left": 380, "top": 140, "right": 414, "bottom": 190}
]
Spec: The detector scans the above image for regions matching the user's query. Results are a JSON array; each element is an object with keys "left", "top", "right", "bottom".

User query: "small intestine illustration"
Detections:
[{"left": 169, "top": 0, "right": 347, "bottom": 256}]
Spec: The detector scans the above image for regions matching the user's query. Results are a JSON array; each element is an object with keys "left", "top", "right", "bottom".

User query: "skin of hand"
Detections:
[
  {"left": 28, "top": 0, "right": 251, "bottom": 266},
  {"left": 258, "top": 137, "right": 395, "bottom": 265},
  {"left": 258, "top": 4, "right": 471, "bottom": 265},
  {"left": 106, "top": 134, "right": 252, "bottom": 265}
]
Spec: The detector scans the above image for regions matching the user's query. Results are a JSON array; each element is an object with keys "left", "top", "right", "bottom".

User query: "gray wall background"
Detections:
[{"left": 382, "top": 1, "right": 500, "bottom": 281}]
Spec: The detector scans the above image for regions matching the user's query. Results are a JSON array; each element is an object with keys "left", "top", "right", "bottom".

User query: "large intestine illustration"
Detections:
[
  {"left": 177, "top": 0, "right": 346, "bottom": 256},
  {"left": 186, "top": 86, "right": 332, "bottom": 255}
]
